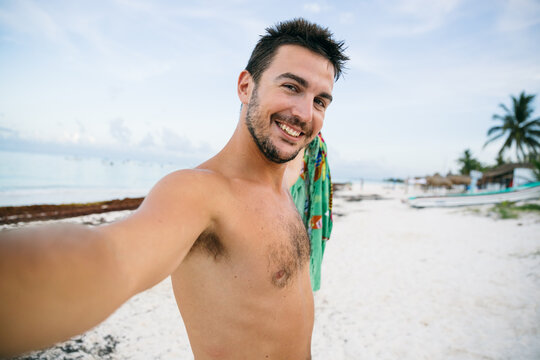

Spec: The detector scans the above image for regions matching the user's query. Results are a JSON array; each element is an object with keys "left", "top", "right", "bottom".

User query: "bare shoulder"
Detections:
[
  {"left": 158, "top": 168, "right": 229, "bottom": 192},
  {"left": 144, "top": 168, "right": 231, "bottom": 212},
  {"left": 94, "top": 169, "right": 232, "bottom": 294},
  {"left": 125, "top": 168, "right": 233, "bottom": 235}
]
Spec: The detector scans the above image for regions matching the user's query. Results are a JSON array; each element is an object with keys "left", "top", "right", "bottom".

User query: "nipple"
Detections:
[{"left": 271, "top": 269, "right": 289, "bottom": 288}]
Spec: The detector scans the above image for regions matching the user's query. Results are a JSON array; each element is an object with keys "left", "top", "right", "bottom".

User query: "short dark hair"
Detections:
[{"left": 245, "top": 18, "right": 349, "bottom": 84}]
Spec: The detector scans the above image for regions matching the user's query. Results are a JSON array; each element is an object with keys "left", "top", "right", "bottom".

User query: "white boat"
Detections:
[{"left": 407, "top": 182, "right": 540, "bottom": 208}]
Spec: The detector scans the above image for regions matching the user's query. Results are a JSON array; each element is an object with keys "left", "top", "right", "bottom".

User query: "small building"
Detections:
[{"left": 479, "top": 163, "right": 535, "bottom": 189}]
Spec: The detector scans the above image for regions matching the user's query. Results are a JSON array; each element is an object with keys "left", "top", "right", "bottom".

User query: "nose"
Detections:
[{"left": 291, "top": 95, "right": 313, "bottom": 124}]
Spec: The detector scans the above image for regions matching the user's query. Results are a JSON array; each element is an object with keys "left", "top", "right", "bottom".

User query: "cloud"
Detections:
[
  {"left": 304, "top": 3, "right": 322, "bottom": 13},
  {"left": 0, "top": 0, "right": 75, "bottom": 50},
  {"left": 0, "top": 127, "right": 206, "bottom": 166},
  {"left": 62, "top": 130, "right": 81, "bottom": 143},
  {"left": 0, "top": 1, "right": 265, "bottom": 84},
  {"left": 77, "top": 121, "right": 86, "bottom": 134},
  {"left": 160, "top": 127, "right": 212, "bottom": 154},
  {"left": 161, "top": 128, "right": 191, "bottom": 151},
  {"left": 109, "top": 118, "right": 132, "bottom": 143},
  {"left": 329, "top": 149, "right": 404, "bottom": 180},
  {"left": 379, "top": 0, "right": 463, "bottom": 36},
  {"left": 156, "top": 127, "right": 214, "bottom": 159},
  {"left": 108, "top": 85, "right": 123, "bottom": 101},
  {"left": 339, "top": 12, "right": 355, "bottom": 24},
  {"left": 0, "top": 129, "right": 93, "bottom": 155},
  {"left": 0, "top": 1, "right": 174, "bottom": 82},
  {"left": 0, "top": 126, "right": 18, "bottom": 136},
  {"left": 107, "top": 58, "right": 173, "bottom": 82},
  {"left": 113, "top": 0, "right": 154, "bottom": 13},
  {"left": 497, "top": 0, "right": 540, "bottom": 32},
  {"left": 139, "top": 133, "right": 155, "bottom": 147}
]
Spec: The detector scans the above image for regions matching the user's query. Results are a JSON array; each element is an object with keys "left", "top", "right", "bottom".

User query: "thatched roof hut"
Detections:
[
  {"left": 426, "top": 173, "right": 453, "bottom": 188},
  {"left": 447, "top": 174, "right": 471, "bottom": 186},
  {"left": 480, "top": 163, "right": 533, "bottom": 187}
]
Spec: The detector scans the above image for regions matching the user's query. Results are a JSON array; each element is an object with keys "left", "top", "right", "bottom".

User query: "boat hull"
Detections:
[{"left": 407, "top": 182, "right": 540, "bottom": 208}]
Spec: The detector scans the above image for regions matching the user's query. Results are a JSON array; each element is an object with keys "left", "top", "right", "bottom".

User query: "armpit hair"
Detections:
[{"left": 189, "top": 228, "right": 227, "bottom": 260}]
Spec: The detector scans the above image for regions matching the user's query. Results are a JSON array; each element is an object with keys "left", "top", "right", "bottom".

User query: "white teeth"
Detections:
[{"left": 278, "top": 123, "right": 301, "bottom": 137}]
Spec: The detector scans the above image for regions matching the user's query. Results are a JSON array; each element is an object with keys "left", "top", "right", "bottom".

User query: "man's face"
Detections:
[{"left": 244, "top": 45, "right": 335, "bottom": 163}]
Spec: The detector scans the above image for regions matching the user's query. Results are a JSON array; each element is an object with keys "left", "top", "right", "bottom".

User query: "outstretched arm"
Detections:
[{"left": 0, "top": 170, "right": 213, "bottom": 357}]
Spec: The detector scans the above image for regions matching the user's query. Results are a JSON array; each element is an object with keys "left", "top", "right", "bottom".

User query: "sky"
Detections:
[{"left": 1, "top": 0, "right": 539, "bottom": 180}]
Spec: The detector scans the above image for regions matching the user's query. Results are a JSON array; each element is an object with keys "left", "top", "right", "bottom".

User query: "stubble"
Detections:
[{"left": 245, "top": 87, "right": 311, "bottom": 164}]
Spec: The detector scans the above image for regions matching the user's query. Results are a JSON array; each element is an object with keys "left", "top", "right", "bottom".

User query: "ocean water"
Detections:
[{"left": 0, "top": 150, "right": 186, "bottom": 206}]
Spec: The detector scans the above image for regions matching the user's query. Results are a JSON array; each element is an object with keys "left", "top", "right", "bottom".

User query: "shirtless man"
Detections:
[{"left": 0, "top": 18, "right": 348, "bottom": 359}]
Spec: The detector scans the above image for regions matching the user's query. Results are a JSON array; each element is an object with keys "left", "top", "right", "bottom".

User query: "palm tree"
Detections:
[
  {"left": 457, "top": 149, "right": 483, "bottom": 175},
  {"left": 495, "top": 153, "right": 506, "bottom": 167},
  {"left": 484, "top": 91, "right": 540, "bottom": 162},
  {"left": 530, "top": 155, "right": 540, "bottom": 181}
]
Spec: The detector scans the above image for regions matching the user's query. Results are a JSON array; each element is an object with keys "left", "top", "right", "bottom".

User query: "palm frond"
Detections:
[
  {"left": 500, "top": 134, "right": 514, "bottom": 152},
  {"left": 525, "top": 137, "right": 540, "bottom": 148},
  {"left": 487, "top": 126, "right": 503, "bottom": 136},
  {"left": 517, "top": 141, "right": 527, "bottom": 161},
  {"left": 484, "top": 133, "right": 505, "bottom": 147},
  {"left": 524, "top": 137, "right": 540, "bottom": 151},
  {"left": 522, "top": 116, "right": 540, "bottom": 128},
  {"left": 516, "top": 92, "right": 536, "bottom": 122},
  {"left": 498, "top": 103, "right": 511, "bottom": 114},
  {"left": 529, "top": 128, "right": 540, "bottom": 135}
]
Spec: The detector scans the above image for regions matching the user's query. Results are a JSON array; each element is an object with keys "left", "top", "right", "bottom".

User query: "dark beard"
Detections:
[{"left": 245, "top": 88, "right": 308, "bottom": 164}]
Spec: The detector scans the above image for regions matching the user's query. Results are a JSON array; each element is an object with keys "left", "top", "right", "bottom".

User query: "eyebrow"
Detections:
[{"left": 276, "top": 72, "right": 333, "bottom": 103}]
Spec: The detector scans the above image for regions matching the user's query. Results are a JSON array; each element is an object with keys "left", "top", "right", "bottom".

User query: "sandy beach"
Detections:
[{"left": 5, "top": 183, "right": 540, "bottom": 359}]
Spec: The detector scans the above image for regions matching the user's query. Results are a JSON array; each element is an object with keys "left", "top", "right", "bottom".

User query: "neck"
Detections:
[{"left": 204, "top": 120, "right": 289, "bottom": 191}]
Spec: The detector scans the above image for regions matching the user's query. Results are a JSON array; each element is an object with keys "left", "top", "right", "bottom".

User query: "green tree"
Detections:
[
  {"left": 495, "top": 153, "right": 506, "bottom": 167},
  {"left": 457, "top": 149, "right": 484, "bottom": 175},
  {"left": 484, "top": 91, "right": 540, "bottom": 161},
  {"left": 483, "top": 153, "right": 507, "bottom": 172},
  {"left": 530, "top": 155, "right": 540, "bottom": 181}
]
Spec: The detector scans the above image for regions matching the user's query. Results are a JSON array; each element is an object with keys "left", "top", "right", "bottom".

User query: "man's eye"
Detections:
[
  {"left": 314, "top": 98, "right": 326, "bottom": 109},
  {"left": 283, "top": 84, "right": 297, "bottom": 92}
]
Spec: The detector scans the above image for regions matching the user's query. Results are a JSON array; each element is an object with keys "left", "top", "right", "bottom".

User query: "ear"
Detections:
[{"left": 237, "top": 70, "right": 253, "bottom": 105}]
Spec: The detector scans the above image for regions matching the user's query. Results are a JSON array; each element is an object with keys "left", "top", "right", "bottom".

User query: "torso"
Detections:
[{"left": 171, "top": 175, "right": 314, "bottom": 360}]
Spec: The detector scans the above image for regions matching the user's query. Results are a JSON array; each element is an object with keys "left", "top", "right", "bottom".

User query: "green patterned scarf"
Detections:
[{"left": 290, "top": 133, "right": 333, "bottom": 291}]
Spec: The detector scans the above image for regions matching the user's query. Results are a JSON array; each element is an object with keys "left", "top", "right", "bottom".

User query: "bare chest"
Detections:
[{"left": 189, "top": 194, "right": 310, "bottom": 289}]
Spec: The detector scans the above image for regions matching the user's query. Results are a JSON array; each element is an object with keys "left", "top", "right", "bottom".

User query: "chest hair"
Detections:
[
  {"left": 188, "top": 212, "right": 310, "bottom": 288},
  {"left": 266, "top": 215, "right": 310, "bottom": 288}
]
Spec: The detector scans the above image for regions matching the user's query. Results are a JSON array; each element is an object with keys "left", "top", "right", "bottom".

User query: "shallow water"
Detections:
[{"left": 0, "top": 150, "right": 185, "bottom": 206}]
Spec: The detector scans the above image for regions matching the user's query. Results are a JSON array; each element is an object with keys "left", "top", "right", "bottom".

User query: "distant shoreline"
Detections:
[
  {"left": 0, "top": 183, "right": 355, "bottom": 225},
  {"left": 0, "top": 197, "right": 144, "bottom": 225}
]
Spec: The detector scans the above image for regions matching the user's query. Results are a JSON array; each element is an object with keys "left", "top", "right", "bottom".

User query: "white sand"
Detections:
[{"left": 8, "top": 183, "right": 540, "bottom": 359}]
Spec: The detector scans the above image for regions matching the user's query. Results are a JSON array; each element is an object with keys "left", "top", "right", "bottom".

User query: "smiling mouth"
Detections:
[{"left": 277, "top": 122, "right": 303, "bottom": 138}]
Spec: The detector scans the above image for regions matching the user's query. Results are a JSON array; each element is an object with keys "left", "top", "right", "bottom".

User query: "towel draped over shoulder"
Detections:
[{"left": 290, "top": 133, "right": 333, "bottom": 291}]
